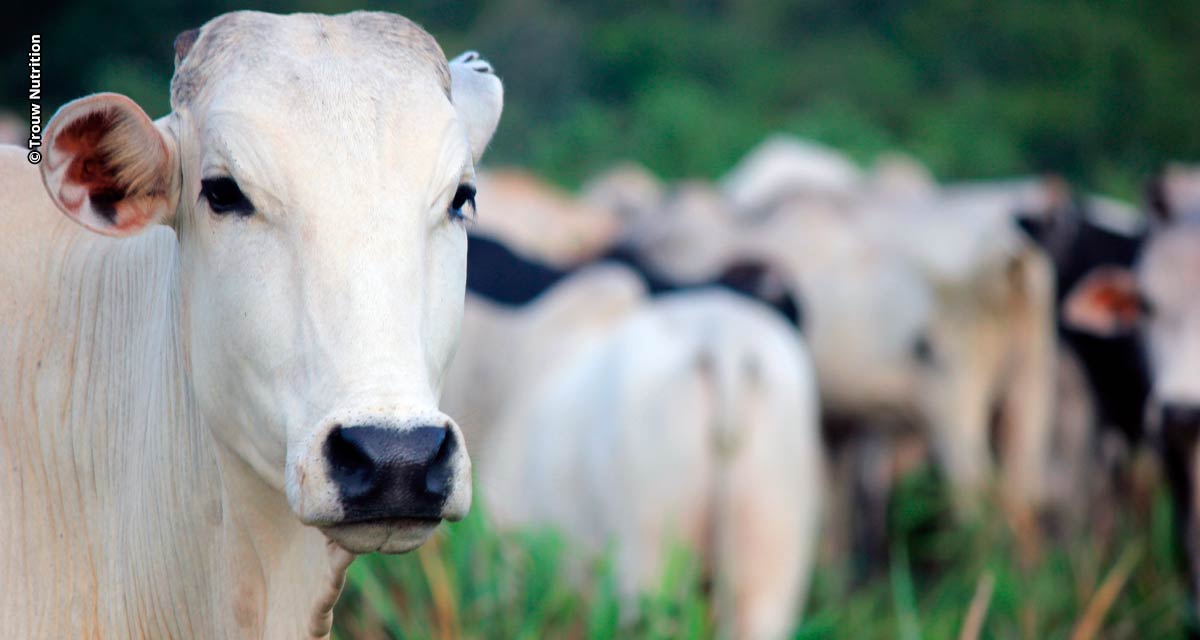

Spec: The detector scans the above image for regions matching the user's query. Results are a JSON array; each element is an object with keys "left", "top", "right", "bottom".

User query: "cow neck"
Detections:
[
  {"left": 210, "top": 439, "right": 353, "bottom": 639},
  {"left": 5, "top": 226, "right": 219, "bottom": 637},
  {"left": 25, "top": 225, "right": 348, "bottom": 638}
]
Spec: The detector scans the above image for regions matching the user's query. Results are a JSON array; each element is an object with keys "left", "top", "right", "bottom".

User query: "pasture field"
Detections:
[{"left": 334, "top": 462, "right": 1189, "bottom": 639}]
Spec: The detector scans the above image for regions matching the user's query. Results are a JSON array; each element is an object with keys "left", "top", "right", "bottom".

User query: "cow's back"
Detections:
[{"left": 476, "top": 291, "right": 823, "bottom": 638}]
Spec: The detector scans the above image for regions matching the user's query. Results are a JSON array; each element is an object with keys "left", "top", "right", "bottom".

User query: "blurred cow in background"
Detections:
[
  {"left": 1062, "top": 164, "right": 1200, "bottom": 614},
  {"left": 473, "top": 169, "right": 622, "bottom": 264},
  {"left": 870, "top": 180, "right": 1059, "bottom": 517},
  {"left": 735, "top": 179, "right": 1058, "bottom": 558},
  {"left": 720, "top": 134, "right": 863, "bottom": 217},
  {"left": 1014, "top": 185, "right": 1150, "bottom": 440},
  {"left": 468, "top": 169, "right": 802, "bottom": 328},
  {"left": 473, "top": 137, "right": 1060, "bottom": 565},
  {"left": 1012, "top": 181, "right": 1152, "bottom": 530},
  {"left": 583, "top": 161, "right": 668, "bottom": 232},
  {"left": 445, "top": 266, "right": 824, "bottom": 640},
  {"left": 600, "top": 142, "right": 1058, "bottom": 520}
]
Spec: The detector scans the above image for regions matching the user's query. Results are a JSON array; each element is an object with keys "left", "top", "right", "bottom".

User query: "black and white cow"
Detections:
[
  {"left": 466, "top": 233, "right": 803, "bottom": 328},
  {"left": 1061, "top": 165, "right": 1200, "bottom": 622},
  {"left": 1016, "top": 189, "right": 1152, "bottom": 444}
]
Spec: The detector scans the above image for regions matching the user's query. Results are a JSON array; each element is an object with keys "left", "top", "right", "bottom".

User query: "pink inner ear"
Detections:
[
  {"left": 57, "top": 184, "right": 86, "bottom": 215},
  {"left": 1063, "top": 270, "right": 1140, "bottom": 335},
  {"left": 55, "top": 109, "right": 131, "bottom": 224},
  {"left": 110, "top": 197, "right": 160, "bottom": 232},
  {"left": 1091, "top": 284, "right": 1140, "bottom": 327}
]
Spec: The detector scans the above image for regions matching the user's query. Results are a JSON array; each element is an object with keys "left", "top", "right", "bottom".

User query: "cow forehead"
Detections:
[{"left": 171, "top": 11, "right": 451, "bottom": 111}]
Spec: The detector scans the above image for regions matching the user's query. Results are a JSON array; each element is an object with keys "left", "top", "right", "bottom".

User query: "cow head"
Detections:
[
  {"left": 1010, "top": 175, "right": 1081, "bottom": 265},
  {"left": 37, "top": 11, "right": 504, "bottom": 554},
  {"left": 1064, "top": 168, "right": 1200, "bottom": 421}
]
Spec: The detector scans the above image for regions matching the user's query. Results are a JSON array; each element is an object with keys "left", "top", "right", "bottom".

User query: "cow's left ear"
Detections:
[
  {"left": 1062, "top": 266, "right": 1142, "bottom": 337},
  {"left": 41, "top": 93, "right": 180, "bottom": 237},
  {"left": 450, "top": 51, "right": 503, "bottom": 163}
]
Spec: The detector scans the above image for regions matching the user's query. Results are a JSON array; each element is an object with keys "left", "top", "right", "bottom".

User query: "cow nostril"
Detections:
[
  {"left": 1161, "top": 404, "right": 1200, "bottom": 432},
  {"left": 424, "top": 429, "right": 457, "bottom": 499},
  {"left": 325, "top": 426, "right": 377, "bottom": 499}
]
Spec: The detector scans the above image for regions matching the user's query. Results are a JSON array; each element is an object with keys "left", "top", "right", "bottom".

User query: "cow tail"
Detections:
[{"left": 695, "top": 329, "right": 758, "bottom": 640}]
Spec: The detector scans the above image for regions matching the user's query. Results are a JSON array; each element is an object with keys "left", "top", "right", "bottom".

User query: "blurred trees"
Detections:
[{"left": 4, "top": 0, "right": 1198, "bottom": 194}]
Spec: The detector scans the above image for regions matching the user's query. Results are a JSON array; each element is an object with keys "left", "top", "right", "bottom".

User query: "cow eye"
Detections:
[
  {"left": 912, "top": 332, "right": 936, "bottom": 366},
  {"left": 200, "top": 177, "right": 254, "bottom": 215},
  {"left": 1137, "top": 293, "right": 1156, "bottom": 319},
  {"left": 449, "top": 184, "right": 476, "bottom": 221}
]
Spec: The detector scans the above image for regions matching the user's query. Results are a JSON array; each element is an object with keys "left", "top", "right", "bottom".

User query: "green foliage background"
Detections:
[{"left": 4, "top": 1, "right": 1199, "bottom": 195}]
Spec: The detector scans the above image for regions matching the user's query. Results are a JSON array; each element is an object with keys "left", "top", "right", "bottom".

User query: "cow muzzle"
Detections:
[
  {"left": 291, "top": 411, "right": 472, "bottom": 554},
  {"left": 326, "top": 424, "right": 456, "bottom": 520}
]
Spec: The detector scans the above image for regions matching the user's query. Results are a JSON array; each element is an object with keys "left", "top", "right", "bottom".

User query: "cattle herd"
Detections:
[
  {"left": 450, "top": 142, "right": 1195, "bottom": 637},
  {"left": 456, "top": 138, "right": 1200, "bottom": 636},
  {"left": 2, "top": 9, "right": 1200, "bottom": 640}
]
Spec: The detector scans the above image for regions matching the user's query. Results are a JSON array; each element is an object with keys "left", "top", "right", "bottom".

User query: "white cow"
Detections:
[
  {"left": 720, "top": 135, "right": 864, "bottom": 216},
  {"left": 600, "top": 164, "right": 1057, "bottom": 518},
  {"left": 0, "top": 11, "right": 501, "bottom": 638},
  {"left": 868, "top": 186, "right": 1057, "bottom": 515},
  {"left": 582, "top": 161, "right": 667, "bottom": 230},
  {"left": 445, "top": 270, "right": 824, "bottom": 640}
]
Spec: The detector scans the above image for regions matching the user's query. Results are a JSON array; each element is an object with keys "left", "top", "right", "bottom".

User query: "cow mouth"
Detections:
[{"left": 320, "top": 517, "right": 443, "bottom": 554}]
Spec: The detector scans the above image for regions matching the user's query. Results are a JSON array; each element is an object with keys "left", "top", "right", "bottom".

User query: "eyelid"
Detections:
[
  {"left": 449, "top": 183, "right": 477, "bottom": 222},
  {"left": 200, "top": 176, "right": 255, "bottom": 215}
]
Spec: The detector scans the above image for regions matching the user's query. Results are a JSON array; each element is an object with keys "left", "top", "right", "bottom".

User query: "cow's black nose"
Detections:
[
  {"left": 324, "top": 424, "right": 456, "bottom": 522},
  {"left": 1162, "top": 404, "right": 1200, "bottom": 432}
]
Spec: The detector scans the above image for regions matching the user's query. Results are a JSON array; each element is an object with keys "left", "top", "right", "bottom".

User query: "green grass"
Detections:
[{"left": 334, "top": 464, "right": 1192, "bottom": 639}]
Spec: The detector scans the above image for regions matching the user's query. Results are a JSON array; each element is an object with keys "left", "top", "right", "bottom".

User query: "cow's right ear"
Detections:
[
  {"left": 1061, "top": 266, "right": 1142, "bottom": 337},
  {"left": 41, "top": 93, "right": 179, "bottom": 237}
]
